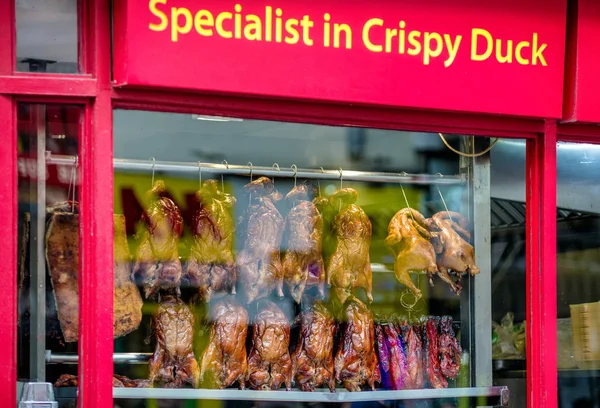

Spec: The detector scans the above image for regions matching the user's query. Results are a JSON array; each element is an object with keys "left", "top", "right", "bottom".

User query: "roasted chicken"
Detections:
[
  {"left": 185, "top": 179, "right": 237, "bottom": 302},
  {"left": 334, "top": 297, "right": 380, "bottom": 391},
  {"left": 439, "top": 316, "right": 462, "bottom": 380},
  {"left": 384, "top": 208, "right": 438, "bottom": 299},
  {"left": 133, "top": 181, "right": 184, "bottom": 298},
  {"left": 148, "top": 295, "right": 200, "bottom": 388},
  {"left": 429, "top": 211, "right": 480, "bottom": 294},
  {"left": 327, "top": 188, "right": 373, "bottom": 304},
  {"left": 200, "top": 298, "right": 248, "bottom": 389},
  {"left": 236, "top": 177, "right": 285, "bottom": 304},
  {"left": 291, "top": 302, "right": 336, "bottom": 392},
  {"left": 247, "top": 300, "right": 292, "bottom": 390},
  {"left": 283, "top": 182, "right": 325, "bottom": 303}
]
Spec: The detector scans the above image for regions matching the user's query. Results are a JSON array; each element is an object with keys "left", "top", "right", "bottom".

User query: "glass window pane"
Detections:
[
  {"left": 108, "top": 110, "right": 525, "bottom": 407},
  {"left": 17, "top": 103, "right": 81, "bottom": 405},
  {"left": 556, "top": 141, "right": 600, "bottom": 407},
  {"left": 15, "top": 0, "right": 78, "bottom": 73}
]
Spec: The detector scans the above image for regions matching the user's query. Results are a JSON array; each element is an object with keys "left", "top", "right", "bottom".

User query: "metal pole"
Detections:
[{"left": 30, "top": 104, "right": 46, "bottom": 381}]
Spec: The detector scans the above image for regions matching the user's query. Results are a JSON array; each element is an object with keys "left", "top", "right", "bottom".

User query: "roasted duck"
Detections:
[
  {"left": 148, "top": 295, "right": 200, "bottom": 388},
  {"left": 247, "top": 300, "right": 292, "bottom": 390},
  {"left": 423, "top": 317, "right": 447, "bottom": 389},
  {"left": 55, "top": 374, "right": 128, "bottom": 388},
  {"left": 45, "top": 202, "right": 143, "bottom": 342},
  {"left": 429, "top": 211, "right": 480, "bottom": 294},
  {"left": 133, "top": 181, "right": 184, "bottom": 298},
  {"left": 200, "top": 298, "right": 248, "bottom": 389},
  {"left": 185, "top": 179, "right": 236, "bottom": 302},
  {"left": 291, "top": 302, "right": 336, "bottom": 392},
  {"left": 399, "top": 319, "right": 424, "bottom": 389},
  {"left": 384, "top": 208, "right": 439, "bottom": 298},
  {"left": 283, "top": 182, "right": 325, "bottom": 303},
  {"left": 237, "top": 177, "right": 285, "bottom": 304},
  {"left": 334, "top": 297, "right": 380, "bottom": 391},
  {"left": 439, "top": 316, "right": 462, "bottom": 380},
  {"left": 327, "top": 188, "right": 373, "bottom": 304}
]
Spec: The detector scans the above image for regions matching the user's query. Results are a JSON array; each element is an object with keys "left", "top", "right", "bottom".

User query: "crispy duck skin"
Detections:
[
  {"left": 375, "top": 324, "right": 392, "bottom": 390},
  {"left": 439, "top": 316, "right": 462, "bottom": 379},
  {"left": 424, "top": 317, "right": 447, "bottom": 389},
  {"left": 133, "top": 181, "right": 184, "bottom": 299},
  {"left": 327, "top": 188, "right": 373, "bottom": 304},
  {"left": 384, "top": 208, "right": 438, "bottom": 299},
  {"left": 185, "top": 180, "right": 237, "bottom": 302},
  {"left": 383, "top": 323, "right": 407, "bottom": 390},
  {"left": 429, "top": 211, "right": 480, "bottom": 295},
  {"left": 399, "top": 320, "right": 424, "bottom": 389},
  {"left": 283, "top": 183, "right": 325, "bottom": 303},
  {"left": 237, "top": 177, "right": 285, "bottom": 304},
  {"left": 247, "top": 300, "right": 293, "bottom": 390},
  {"left": 334, "top": 297, "right": 381, "bottom": 391},
  {"left": 148, "top": 295, "right": 200, "bottom": 388},
  {"left": 291, "top": 302, "right": 336, "bottom": 392},
  {"left": 200, "top": 298, "right": 249, "bottom": 389}
]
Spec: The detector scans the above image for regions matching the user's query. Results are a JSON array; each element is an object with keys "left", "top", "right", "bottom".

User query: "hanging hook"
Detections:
[
  {"left": 150, "top": 157, "right": 156, "bottom": 186},
  {"left": 318, "top": 167, "right": 325, "bottom": 196},
  {"left": 436, "top": 173, "right": 454, "bottom": 223},
  {"left": 67, "top": 156, "right": 79, "bottom": 212},
  {"left": 221, "top": 160, "right": 229, "bottom": 192},
  {"left": 198, "top": 162, "right": 203, "bottom": 189},
  {"left": 272, "top": 163, "right": 280, "bottom": 188},
  {"left": 291, "top": 164, "right": 298, "bottom": 187},
  {"left": 248, "top": 162, "right": 253, "bottom": 181},
  {"left": 338, "top": 168, "right": 343, "bottom": 189}
]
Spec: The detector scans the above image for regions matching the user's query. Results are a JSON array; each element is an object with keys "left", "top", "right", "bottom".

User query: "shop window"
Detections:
[
  {"left": 15, "top": 0, "right": 79, "bottom": 73},
  {"left": 17, "top": 103, "right": 81, "bottom": 402},
  {"left": 556, "top": 141, "right": 600, "bottom": 407}
]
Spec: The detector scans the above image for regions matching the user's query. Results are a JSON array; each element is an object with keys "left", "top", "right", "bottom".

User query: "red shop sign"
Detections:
[
  {"left": 564, "top": 0, "right": 600, "bottom": 123},
  {"left": 114, "top": 0, "right": 567, "bottom": 118}
]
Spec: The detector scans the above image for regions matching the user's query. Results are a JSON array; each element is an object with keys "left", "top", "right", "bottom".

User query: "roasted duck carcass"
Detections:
[
  {"left": 247, "top": 300, "right": 292, "bottom": 390},
  {"left": 398, "top": 319, "right": 424, "bottom": 389},
  {"left": 334, "top": 297, "right": 380, "bottom": 391},
  {"left": 291, "top": 302, "right": 336, "bottom": 392},
  {"left": 428, "top": 211, "right": 480, "bottom": 294},
  {"left": 184, "top": 179, "right": 236, "bottom": 302},
  {"left": 200, "top": 298, "right": 248, "bottom": 389},
  {"left": 327, "top": 188, "right": 373, "bottom": 304},
  {"left": 283, "top": 182, "right": 325, "bottom": 303},
  {"left": 148, "top": 295, "right": 200, "bottom": 388},
  {"left": 423, "top": 316, "right": 447, "bottom": 389},
  {"left": 45, "top": 202, "right": 143, "bottom": 343},
  {"left": 236, "top": 177, "right": 285, "bottom": 304},
  {"left": 439, "top": 316, "right": 462, "bottom": 380},
  {"left": 384, "top": 208, "right": 439, "bottom": 299},
  {"left": 133, "top": 181, "right": 184, "bottom": 298}
]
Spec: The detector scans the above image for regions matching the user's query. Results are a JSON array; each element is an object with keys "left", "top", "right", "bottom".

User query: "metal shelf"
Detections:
[{"left": 113, "top": 386, "right": 509, "bottom": 405}]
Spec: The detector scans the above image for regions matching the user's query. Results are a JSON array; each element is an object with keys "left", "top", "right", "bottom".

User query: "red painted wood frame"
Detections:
[{"left": 0, "top": 0, "right": 558, "bottom": 407}]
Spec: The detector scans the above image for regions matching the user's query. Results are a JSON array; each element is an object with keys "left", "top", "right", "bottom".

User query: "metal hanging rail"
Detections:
[
  {"left": 45, "top": 152, "right": 466, "bottom": 185},
  {"left": 46, "top": 351, "right": 151, "bottom": 365}
]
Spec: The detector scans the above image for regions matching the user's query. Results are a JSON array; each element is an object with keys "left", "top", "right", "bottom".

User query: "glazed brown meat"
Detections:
[
  {"left": 291, "top": 302, "right": 336, "bottom": 392},
  {"left": 55, "top": 374, "right": 134, "bottom": 388},
  {"left": 439, "top": 316, "right": 462, "bottom": 379},
  {"left": 334, "top": 297, "right": 381, "bottom": 391},
  {"left": 133, "top": 181, "right": 184, "bottom": 298},
  {"left": 399, "top": 320, "right": 424, "bottom": 389},
  {"left": 283, "top": 182, "right": 325, "bottom": 303},
  {"left": 237, "top": 177, "right": 285, "bottom": 304},
  {"left": 384, "top": 208, "right": 439, "bottom": 299},
  {"left": 148, "top": 295, "right": 200, "bottom": 388},
  {"left": 327, "top": 188, "right": 373, "bottom": 304},
  {"left": 185, "top": 179, "right": 237, "bottom": 302},
  {"left": 200, "top": 298, "right": 249, "bottom": 389},
  {"left": 424, "top": 317, "right": 447, "bottom": 389},
  {"left": 429, "top": 211, "right": 480, "bottom": 295},
  {"left": 247, "top": 300, "right": 292, "bottom": 390}
]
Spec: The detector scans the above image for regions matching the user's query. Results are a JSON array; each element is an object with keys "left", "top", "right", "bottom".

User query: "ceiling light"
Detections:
[{"left": 192, "top": 114, "right": 243, "bottom": 122}]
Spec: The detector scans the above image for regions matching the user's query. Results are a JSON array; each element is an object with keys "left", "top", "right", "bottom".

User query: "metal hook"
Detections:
[
  {"left": 221, "top": 160, "right": 229, "bottom": 191},
  {"left": 150, "top": 157, "right": 156, "bottom": 186},
  {"left": 68, "top": 156, "right": 79, "bottom": 212},
  {"left": 198, "top": 162, "right": 202, "bottom": 189},
  {"left": 272, "top": 163, "right": 280, "bottom": 187},
  {"left": 291, "top": 164, "right": 298, "bottom": 187},
  {"left": 318, "top": 167, "right": 325, "bottom": 196},
  {"left": 248, "top": 162, "right": 253, "bottom": 181},
  {"left": 435, "top": 173, "right": 453, "bottom": 223}
]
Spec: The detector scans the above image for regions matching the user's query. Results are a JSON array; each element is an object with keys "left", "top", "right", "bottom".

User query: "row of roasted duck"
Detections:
[
  {"left": 135, "top": 176, "right": 479, "bottom": 304},
  {"left": 54, "top": 296, "right": 460, "bottom": 392}
]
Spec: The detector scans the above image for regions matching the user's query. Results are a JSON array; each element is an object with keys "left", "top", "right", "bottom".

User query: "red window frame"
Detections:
[{"left": 0, "top": 1, "right": 560, "bottom": 407}]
